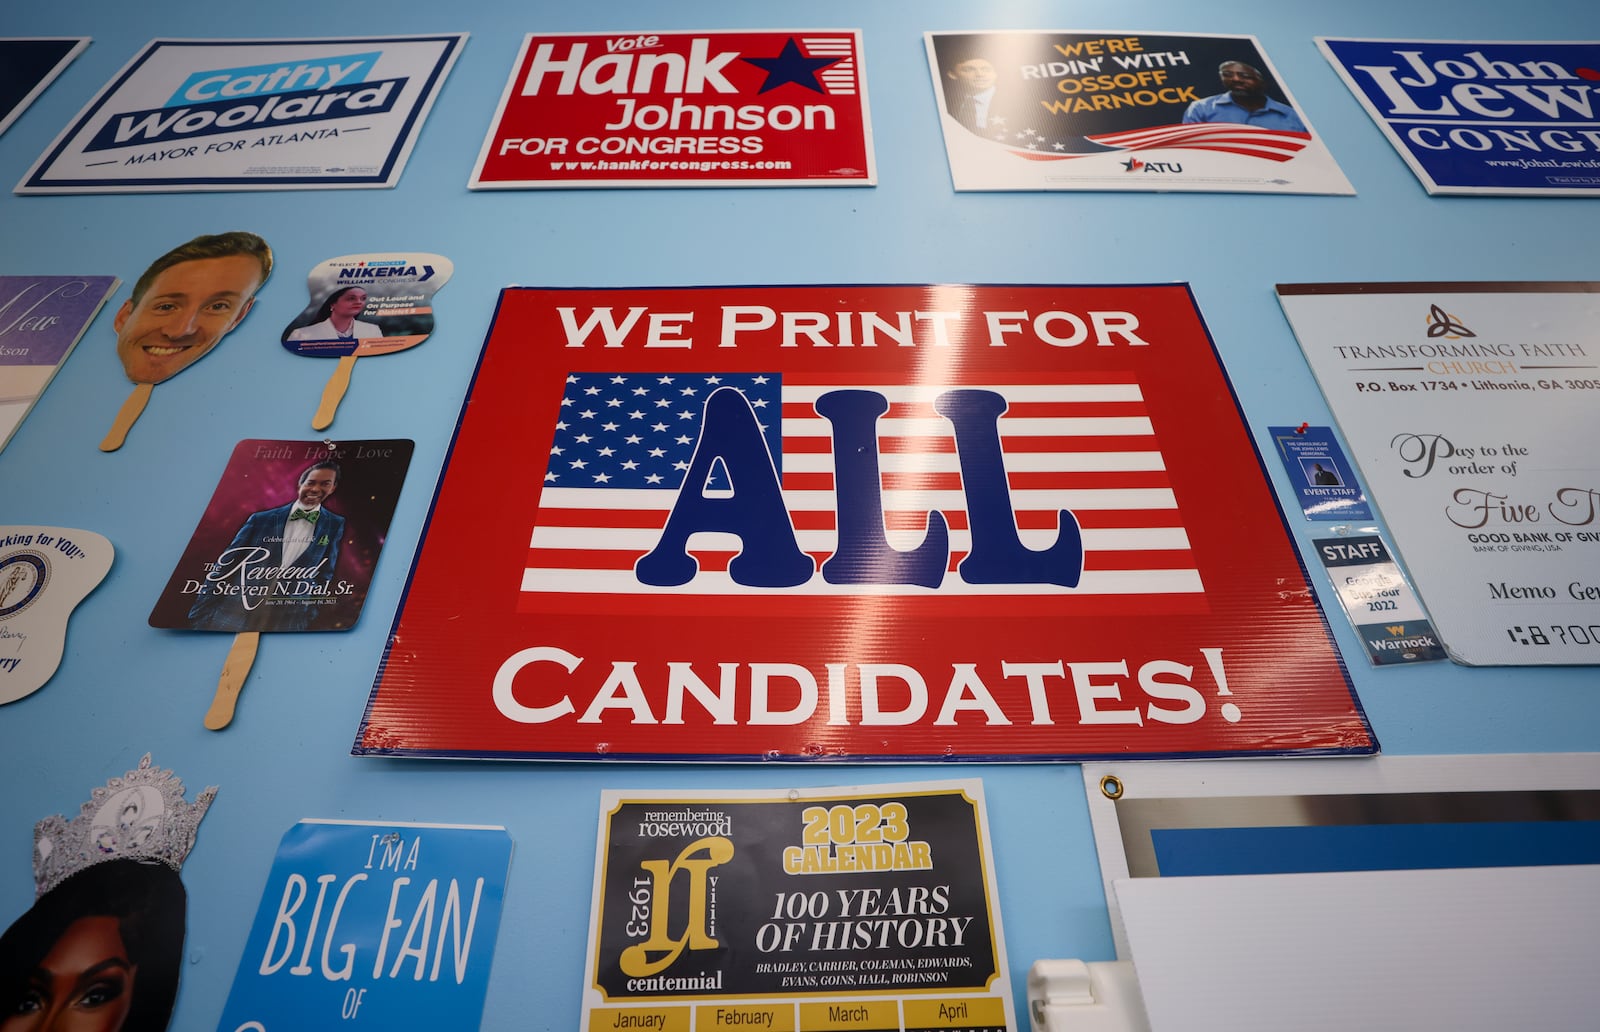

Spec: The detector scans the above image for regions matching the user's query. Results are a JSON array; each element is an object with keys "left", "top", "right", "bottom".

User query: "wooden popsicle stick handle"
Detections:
[
  {"left": 312, "top": 354, "right": 358, "bottom": 430},
  {"left": 205, "top": 631, "right": 260, "bottom": 730},
  {"left": 99, "top": 383, "right": 154, "bottom": 452}
]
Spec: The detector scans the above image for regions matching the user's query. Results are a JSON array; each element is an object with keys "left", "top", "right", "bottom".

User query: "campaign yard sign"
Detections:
[
  {"left": 354, "top": 285, "right": 1372, "bottom": 763},
  {"left": 0, "top": 38, "right": 89, "bottom": 139},
  {"left": 470, "top": 30, "right": 875, "bottom": 187},
  {"left": 925, "top": 31, "right": 1351, "bottom": 194},
  {"left": 18, "top": 35, "right": 464, "bottom": 193},
  {"left": 1318, "top": 39, "right": 1600, "bottom": 195}
]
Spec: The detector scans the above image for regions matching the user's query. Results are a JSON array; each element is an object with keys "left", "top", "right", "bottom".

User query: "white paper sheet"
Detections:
[{"left": 1116, "top": 865, "right": 1600, "bottom": 1032}]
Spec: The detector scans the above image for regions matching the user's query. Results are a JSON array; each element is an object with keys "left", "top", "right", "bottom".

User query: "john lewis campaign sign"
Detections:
[
  {"left": 1319, "top": 39, "right": 1600, "bottom": 195},
  {"left": 354, "top": 285, "right": 1372, "bottom": 762},
  {"left": 19, "top": 36, "right": 463, "bottom": 192}
]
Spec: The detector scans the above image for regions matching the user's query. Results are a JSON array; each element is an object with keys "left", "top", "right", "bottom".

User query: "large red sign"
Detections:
[
  {"left": 470, "top": 30, "right": 875, "bottom": 188},
  {"left": 355, "top": 285, "right": 1373, "bottom": 761}
]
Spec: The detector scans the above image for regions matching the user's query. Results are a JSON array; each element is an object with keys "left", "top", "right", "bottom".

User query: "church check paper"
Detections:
[{"left": 1280, "top": 281, "right": 1600, "bottom": 664}]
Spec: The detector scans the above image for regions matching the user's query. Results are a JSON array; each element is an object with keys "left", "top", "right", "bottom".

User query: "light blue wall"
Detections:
[{"left": 1, "top": 1, "right": 1595, "bottom": 1028}]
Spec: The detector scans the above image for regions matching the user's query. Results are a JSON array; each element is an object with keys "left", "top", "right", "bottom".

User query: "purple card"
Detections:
[
  {"left": 0, "top": 38, "right": 88, "bottom": 138},
  {"left": 0, "top": 276, "right": 118, "bottom": 451}
]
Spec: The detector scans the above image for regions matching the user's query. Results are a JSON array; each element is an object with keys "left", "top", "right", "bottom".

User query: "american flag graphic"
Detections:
[
  {"left": 1084, "top": 122, "right": 1311, "bottom": 162},
  {"left": 802, "top": 36, "right": 859, "bottom": 96},
  {"left": 528, "top": 372, "right": 1200, "bottom": 596}
]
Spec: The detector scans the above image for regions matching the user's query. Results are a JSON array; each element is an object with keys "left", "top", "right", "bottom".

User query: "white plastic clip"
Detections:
[{"left": 1027, "top": 959, "right": 1149, "bottom": 1032}]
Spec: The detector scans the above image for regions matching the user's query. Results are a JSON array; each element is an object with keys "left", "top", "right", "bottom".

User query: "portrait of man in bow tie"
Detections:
[{"left": 186, "top": 460, "right": 345, "bottom": 632}]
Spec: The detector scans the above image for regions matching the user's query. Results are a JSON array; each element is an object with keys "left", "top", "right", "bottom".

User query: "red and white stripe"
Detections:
[
  {"left": 803, "top": 36, "right": 858, "bottom": 96},
  {"left": 524, "top": 382, "right": 1200, "bottom": 596},
  {"left": 1087, "top": 122, "right": 1311, "bottom": 162}
]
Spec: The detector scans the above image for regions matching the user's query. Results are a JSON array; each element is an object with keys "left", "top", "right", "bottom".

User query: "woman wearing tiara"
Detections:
[
  {"left": 0, "top": 757, "right": 212, "bottom": 1032},
  {"left": 0, "top": 860, "right": 184, "bottom": 1031}
]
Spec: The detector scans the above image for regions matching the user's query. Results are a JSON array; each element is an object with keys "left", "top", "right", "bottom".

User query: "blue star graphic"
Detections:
[{"left": 742, "top": 37, "right": 838, "bottom": 94}]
